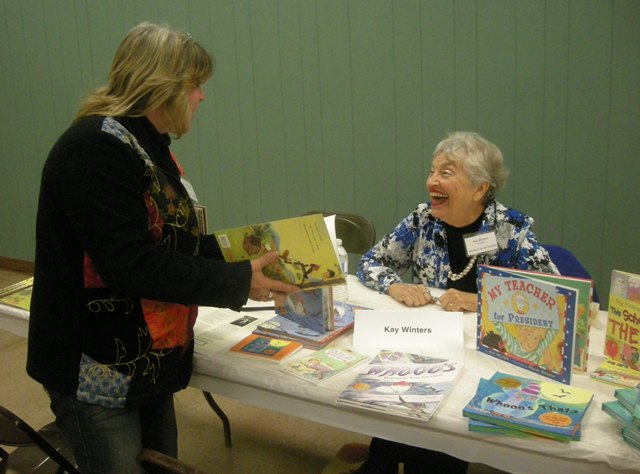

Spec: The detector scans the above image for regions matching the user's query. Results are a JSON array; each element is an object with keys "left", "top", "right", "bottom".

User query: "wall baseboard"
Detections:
[{"left": 0, "top": 257, "right": 35, "bottom": 273}]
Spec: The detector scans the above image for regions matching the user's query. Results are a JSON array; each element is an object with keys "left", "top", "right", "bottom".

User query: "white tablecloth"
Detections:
[
  {"left": 2, "top": 277, "right": 639, "bottom": 473},
  {"left": 191, "top": 276, "right": 640, "bottom": 474}
]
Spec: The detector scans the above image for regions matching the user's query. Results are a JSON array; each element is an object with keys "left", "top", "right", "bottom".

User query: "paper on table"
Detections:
[
  {"left": 352, "top": 309, "right": 464, "bottom": 357},
  {"left": 194, "top": 307, "right": 270, "bottom": 359}
]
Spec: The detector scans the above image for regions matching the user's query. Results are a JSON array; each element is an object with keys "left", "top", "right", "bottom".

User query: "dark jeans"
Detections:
[
  {"left": 369, "top": 437, "right": 469, "bottom": 474},
  {"left": 47, "top": 387, "right": 178, "bottom": 474}
]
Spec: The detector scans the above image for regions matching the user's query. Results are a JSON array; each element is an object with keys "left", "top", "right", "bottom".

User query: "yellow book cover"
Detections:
[
  {"left": 604, "top": 270, "right": 640, "bottom": 372},
  {"left": 0, "top": 277, "right": 33, "bottom": 311},
  {"left": 214, "top": 214, "right": 344, "bottom": 288}
]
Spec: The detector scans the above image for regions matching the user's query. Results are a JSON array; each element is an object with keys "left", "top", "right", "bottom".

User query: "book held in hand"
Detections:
[
  {"left": 279, "top": 345, "right": 368, "bottom": 384},
  {"left": 214, "top": 214, "right": 344, "bottom": 288},
  {"left": 228, "top": 334, "right": 302, "bottom": 362},
  {"left": 476, "top": 265, "right": 579, "bottom": 384},
  {"left": 463, "top": 371, "right": 593, "bottom": 442}
]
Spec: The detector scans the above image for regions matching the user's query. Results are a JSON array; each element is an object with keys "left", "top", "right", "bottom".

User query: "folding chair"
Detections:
[
  {"left": 0, "top": 404, "right": 78, "bottom": 473},
  {"left": 304, "top": 211, "right": 376, "bottom": 254}
]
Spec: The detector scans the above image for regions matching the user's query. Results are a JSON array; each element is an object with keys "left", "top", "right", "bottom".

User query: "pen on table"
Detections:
[{"left": 241, "top": 306, "right": 276, "bottom": 312}]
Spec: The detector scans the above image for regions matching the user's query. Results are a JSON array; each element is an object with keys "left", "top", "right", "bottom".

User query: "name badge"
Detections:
[
  {"left": 181, "top": 177, "right": 199, "bottom": 203},
  {"left": 353, "top": 310, "right": 463, "bottom": 353},
  {"left": 464, "top": 231, "right": 498, "bottom": 256}
]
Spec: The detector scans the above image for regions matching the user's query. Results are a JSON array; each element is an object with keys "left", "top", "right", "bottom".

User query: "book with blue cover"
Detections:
[
  {"left": 477, "top": 265, "right": 579, "bottom": 384},
  {"left": 275, "top": 286, "right": 333, "bottom": 334},
  {"left": 254, "top": 301, "right": 368, "bottom": 348},
  {"left": 463, "top": 372, "right": 593, "bottom": 442},
  {"left": 613, "top": 386, "right": 640, "bottom": 426}
]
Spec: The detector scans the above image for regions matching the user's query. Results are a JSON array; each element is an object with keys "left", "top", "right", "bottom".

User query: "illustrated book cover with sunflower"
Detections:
[
  {"left": 213, "top": 213, "right": 344, "bottom": 289},
  {"left": 228, "top": 334, "right": 302, "bottom": 362},
  {"left": 336, "top": 351, "right": 463, "bottom": 422},
  {"left": 463, "top": 371, "right": 593, "bottom": 442},
  {"left": 476, "top": 265, "right": 579, "bottom": 385}
]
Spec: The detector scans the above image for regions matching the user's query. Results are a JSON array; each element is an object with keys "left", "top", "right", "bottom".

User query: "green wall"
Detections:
[{"left": 1, "top": 0, "right": 639, "bottom": 306}]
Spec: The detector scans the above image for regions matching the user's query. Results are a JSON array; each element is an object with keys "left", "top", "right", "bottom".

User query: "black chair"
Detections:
[
  {"left": 543, "top": 244, "right": 599, "bottom": 303},
  {"left": 0, "top": 404, "right": 78, "bottom": 473},
  {"left": 0, "top": 446, "right": 8, "bottom": 474},
  {"left": 137, "top": 449, "right": 205, "bottom": 474},
  {"left": 304, "top": 211, "right": 376, "bottom": 254}
]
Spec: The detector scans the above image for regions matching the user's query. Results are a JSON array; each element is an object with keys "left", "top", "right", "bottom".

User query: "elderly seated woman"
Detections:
[{"left": 356, "top": 131, "right": 558, "bottom": 474}]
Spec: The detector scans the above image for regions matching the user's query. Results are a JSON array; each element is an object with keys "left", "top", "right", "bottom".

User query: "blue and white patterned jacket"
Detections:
[{"left": 357, "top": 200, "right": 559, "bottom": 293}]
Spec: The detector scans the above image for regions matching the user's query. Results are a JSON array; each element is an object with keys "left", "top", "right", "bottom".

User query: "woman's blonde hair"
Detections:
[{"left": 76, "top": 22, "right": 214, "bottom": 137}]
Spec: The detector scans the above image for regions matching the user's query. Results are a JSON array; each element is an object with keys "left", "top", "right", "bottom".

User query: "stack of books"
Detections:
[
  {"left": 254, "top": 299, "right": 369, "bottom": 349},
  {"left": 602, "top": 385, "right": 640, "bottom": 451},
  {"left": 337, "top": 351, "right": 463, "bottom": 422},
  {"left": 463, "top": 372, "right": 594, "bottom": 442}
]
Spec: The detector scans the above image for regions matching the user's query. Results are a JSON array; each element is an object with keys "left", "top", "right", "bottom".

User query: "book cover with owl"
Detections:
[
  {"left": 476, "top": 265, "right": 578, "bottom": 385},
  {"left": 214, "top": 213, "right": 344, "bottom": 289},
  {"left": 463, "top": 372, "right": 593, "bottom": 442}
]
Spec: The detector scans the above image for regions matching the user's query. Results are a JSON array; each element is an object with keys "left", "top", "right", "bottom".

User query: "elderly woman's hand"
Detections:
[
  {"left": 438, "top": 289, "right": 477, "bottom": 312},
  {"left": 387, "top": 283, "right": 436, "bottom": 307}
]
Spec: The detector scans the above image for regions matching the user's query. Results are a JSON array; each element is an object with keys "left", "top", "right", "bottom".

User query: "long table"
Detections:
[
  {"left": 2, "top": 278, "right": 639, "bottom": 473},
  {"left": 190, "top": 277, "right": 640, "bottom": 474}
]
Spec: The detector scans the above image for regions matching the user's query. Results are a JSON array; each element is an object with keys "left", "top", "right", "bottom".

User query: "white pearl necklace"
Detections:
[{"left": 448, "top": 254, "right": 478, "bottom": 281}]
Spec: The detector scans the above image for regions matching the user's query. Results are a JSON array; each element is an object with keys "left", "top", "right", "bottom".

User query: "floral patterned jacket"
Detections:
[{"left": 357, "top": 200, "right": 558, "bottom": 293}]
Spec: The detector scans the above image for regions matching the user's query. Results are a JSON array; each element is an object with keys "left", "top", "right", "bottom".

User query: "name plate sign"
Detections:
[{"left": 353, "top": 309, "right": 463, "bottom": 352}]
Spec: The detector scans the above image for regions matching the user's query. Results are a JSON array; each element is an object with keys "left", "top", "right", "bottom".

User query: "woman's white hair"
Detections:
[{"left": 432, "top": 131, "right": 509, "bottom": 202}]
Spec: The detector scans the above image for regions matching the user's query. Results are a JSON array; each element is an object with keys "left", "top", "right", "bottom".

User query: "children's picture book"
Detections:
[
  {"left": 467, "top": 419, "right": 536, "bottom": 439},
  {"left": 0, "top": 277, "right": 34, "bottom": 311},
  {"left": 255, "top": 301, "right": 369, "bottom": 349},
  {"left": 591, "top": 359, "right": 640, "bottom": 388},
  {"left": 463, "top": 372, "right": 593, "bottom": 442},
  {"left": 275, "top": 287, "right": 334, "bottom": 334},
  {"left": 603, "top": 270, "right": 640, "bottom": 373},
  {"left": 213, "top": 214, "right": 344, "bottom": 288},
  {"left": 498, "top": 267, "right": 593, "bottom": 372},
  {"left": 476, "top": 265, "right": 578, "bottom": 384},
  {"left": 279, "top": 345, "right": 369, "bottom": 384},
  {"left": 614, "top": 386, "right": 640, "bottom": 426},
  {"left": 602, "top": 400, "right": 640, "bottom": 435},
  {"left": 228, "top": 334, "right": 302, "bottom": 362},
  {"left": 337, "top": 351, "right": 463, "bottom": 422}
]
